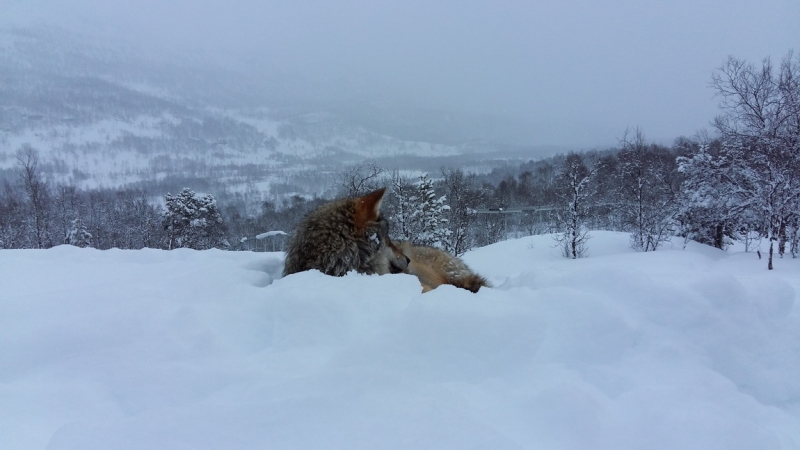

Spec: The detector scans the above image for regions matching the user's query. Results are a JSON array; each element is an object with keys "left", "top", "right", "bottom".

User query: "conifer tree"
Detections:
[
  {"left": 67, "top": 217, "right": 93, "bottom": 248},
  {"left": 387, "top": 171, "right": 415, "bottom": 241},
  {"left": 410, "top": 174, "right": 451, "bottom": 248},
  {"left": 164, "top": 188, "right": 229, "bottom": 250}
]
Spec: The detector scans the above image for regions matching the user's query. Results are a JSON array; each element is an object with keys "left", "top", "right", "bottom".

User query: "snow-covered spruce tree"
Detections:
[
  {"left": 66, "top": 217, "right": 92, "bottom": 248},
  {"left": 163, "top": 188, "right": 229, "bottom": 250},
  {"left": 553, "top": 153, "right": 596, "bottom": 258},
  {"left": 616, "top": 128, "right": 679, "bottom": 252},
  {"left": 386, "top": 170, "right": 415, "bottom": 241},
  {"left": 409, "top": 173, "right": 451, "bottom": 248},
  {"left": 710, "top": 52, "right": 800, "bottom": 269}
]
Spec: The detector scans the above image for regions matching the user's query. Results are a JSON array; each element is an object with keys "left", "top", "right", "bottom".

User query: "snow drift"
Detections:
[{"left": 1, "top": 231, "right": 799, "bottom": 449}]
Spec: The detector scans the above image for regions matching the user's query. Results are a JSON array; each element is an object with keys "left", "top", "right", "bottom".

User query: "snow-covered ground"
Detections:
[{"left": 1, "top": 231, "right": 799, "bottom": 449}]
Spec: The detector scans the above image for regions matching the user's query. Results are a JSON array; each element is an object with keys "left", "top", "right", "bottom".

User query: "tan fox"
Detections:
[
  {"left": 283, "top": 188, "right": 410, "bottom": 277},
  {"left": 395, "top": 240, "right": 489, "bottom": 293}
]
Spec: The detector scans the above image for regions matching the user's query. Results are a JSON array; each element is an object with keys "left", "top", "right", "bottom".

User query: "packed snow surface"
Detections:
[{"left": 1, "top": 232, "right": 799, "bottom": 449}]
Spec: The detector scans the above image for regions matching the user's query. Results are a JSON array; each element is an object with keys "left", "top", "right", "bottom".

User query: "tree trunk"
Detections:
[
  {"left": 713, "top": 224, "right": 725, "bottom": 250},
  {"left": 768, "top": 239, "right": 774, "bottom": 270}
]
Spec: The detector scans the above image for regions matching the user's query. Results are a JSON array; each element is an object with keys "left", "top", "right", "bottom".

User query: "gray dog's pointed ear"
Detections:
[{"left": 354, "top": 188, "right": 386, "bottom": 231}]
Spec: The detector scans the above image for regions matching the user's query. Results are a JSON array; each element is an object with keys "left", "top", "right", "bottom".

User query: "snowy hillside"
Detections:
[
  {"left": 0, "top": 27, "right": 545, "bottom": 199},
  {"left": 2, "top": 231, "right": 799, "bottom": 449}
]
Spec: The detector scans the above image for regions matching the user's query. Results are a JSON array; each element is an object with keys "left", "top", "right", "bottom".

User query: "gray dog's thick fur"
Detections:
[{"left": 283, "top": 188, "right": 409, "bottom": 277}]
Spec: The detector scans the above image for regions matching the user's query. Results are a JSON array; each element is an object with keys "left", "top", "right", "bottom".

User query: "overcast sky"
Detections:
[{"left": 4, "top": 0, "right": 799, "bottom": 147}]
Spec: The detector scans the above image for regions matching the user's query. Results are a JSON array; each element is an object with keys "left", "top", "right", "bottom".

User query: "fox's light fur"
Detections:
[
  {"left": 283, "top": 188, "right": 409, "bottom": 277},
  {"left": 395, "top": 241, "right": 489, "bottom": 293}
]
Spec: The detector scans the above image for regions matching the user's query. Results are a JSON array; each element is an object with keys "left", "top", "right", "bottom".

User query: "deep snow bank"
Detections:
[{"left": 1, "top": 232, "right": 799, "bottom": 449}]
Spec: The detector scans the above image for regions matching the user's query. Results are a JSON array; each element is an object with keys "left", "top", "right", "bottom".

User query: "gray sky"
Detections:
[{"left": 5, "top": 0, "right": 799, "bottom": 148}]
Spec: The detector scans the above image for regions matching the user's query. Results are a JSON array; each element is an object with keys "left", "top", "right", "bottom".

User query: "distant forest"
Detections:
[{"left": 1, "top": 52, "right": 798, "bottom": 270}]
